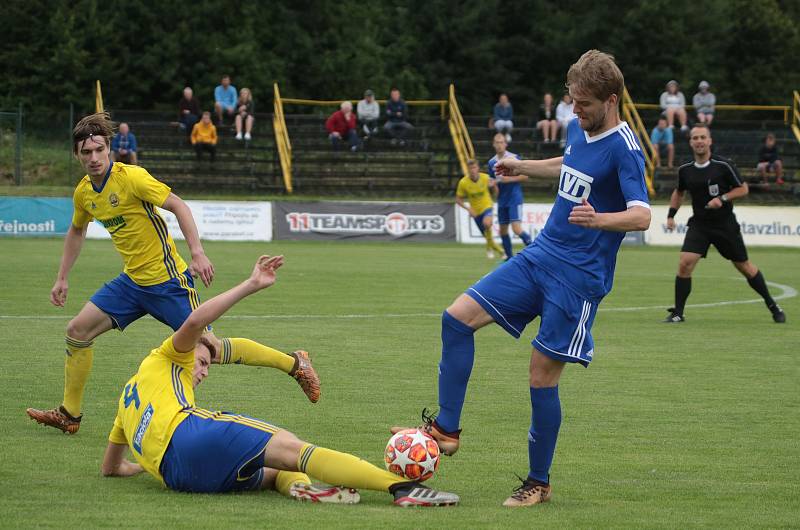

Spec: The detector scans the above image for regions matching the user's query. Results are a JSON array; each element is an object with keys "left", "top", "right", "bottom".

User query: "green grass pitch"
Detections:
[{"left": 0, "top": 239, "right": 798, "bottom": 528}]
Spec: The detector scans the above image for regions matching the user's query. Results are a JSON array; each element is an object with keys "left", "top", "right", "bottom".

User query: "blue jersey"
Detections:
[
  {"left": 488, "top": 152, "right": 523, "bottom": 206},
  {"left": 520, "top": 120, "right": 649, "bottom": 301}
]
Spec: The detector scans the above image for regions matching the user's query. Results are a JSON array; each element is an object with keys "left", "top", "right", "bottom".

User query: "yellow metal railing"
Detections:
[
  {"left": 621, "top": 88, "right": 656, "bottom": 196},
  {"left": 272, "top": 83, "right": 293, "bottom": 193},
  {"left": 280, "top": 97, "right": 447, "bottom": 120},
  {"left": 792, "top": 91, "right": 800, "bottom": 144},
  {"left": 95, "top": 80, "right": 104, "bottom": 113},
  {"left": 633, "top": 102, "right": 791, "bottom": 124},
  {"left": 448, "top": 84, "right": 475, "bottom": 177}
]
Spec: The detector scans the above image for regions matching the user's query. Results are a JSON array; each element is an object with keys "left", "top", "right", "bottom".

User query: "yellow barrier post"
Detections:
[
  {"left": 95, "top": 80, "right": 104, "bottom": 113},
  {"left": 272, "top": 83, "right": 293, "bottom": 193},
  {"left": 622, "top": 88, "right": 656, "bottom": 196},
  {"left": 792, "top": 90, "right": 800, "bottom": 144},
  {"left": 447, "top": 84, "right": 475, "bottom": 177}
]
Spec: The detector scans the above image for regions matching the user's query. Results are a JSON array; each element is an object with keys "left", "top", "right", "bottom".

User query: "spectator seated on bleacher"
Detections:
[
  {"left": 326, "top": 101, "right": 361, "bottom": 152},
  {"left": 757, "top": 133, "right": 784, "bottom": 185},
  {"left": 693, "top": 80, "right": 716, "bottom": 126},
  {"left": 191, "top": 112, "right": 218, "bottom": 162},
  {"left": 384, "top": 88, "right": 413, "bottom": 146},
  {"left": 235, "top": 87, "right": 255, "bottom": 141},
  {"left": 660, "top": 80, "right": 689, "bottom": 133},
  {"left": 492, "top": 93, "right": 514, "bottom": 143},
  {"left": 111, "top": 123, "right": 138, "bottom": 165},
  {"left": 650, "top": 117, "right": 674, "bottom": 168},
  {"left": 214, "top": 74, "right": 238, "bottom": 125},
  {"left": 555, "top": 93, "right": 575, "bottom": 147},
  {"left": 536, "top": 92, "right": 558, "bottom": 143},
  {"left": 357, "top": 89, "right": 380, "bottom": 137},
  {"left": 178, "top": 87, "right": 201, "bottom": 135}
]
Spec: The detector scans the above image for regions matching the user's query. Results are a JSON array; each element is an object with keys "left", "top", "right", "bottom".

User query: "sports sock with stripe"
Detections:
[
  {"left": 436, "top": 311, "right": 475, "bottom": 434},
  {"left": 501, "top": 234, "right": 513, "bottom": 259},
  {"left": 746, "top": 270, "right": 775, "bottom": 306},
  {"left": 62, "top": 336, "right": 94, "bottom": 417},
  {"left": 519, "top": 231, "right": 532, "bottom": 245},
  {"left": 274, "top": 471, "right": 312, "bottom": 496},
  {"left": 219, "top": 338, "right": 295, "bottom": 373},
  {"left": 674, "top": 276, "right": 691, "bottom": 315},
  {"left": 297, "top": 444, "right": 403, "bottom": 492},
  {"left": 528, "top": 385, "right": 561, "bottom": 484}
]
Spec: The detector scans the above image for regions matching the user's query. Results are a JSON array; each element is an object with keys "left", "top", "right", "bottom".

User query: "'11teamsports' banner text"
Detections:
[{"left": 273, "top": 201, "right": 456, "bottom": 241}]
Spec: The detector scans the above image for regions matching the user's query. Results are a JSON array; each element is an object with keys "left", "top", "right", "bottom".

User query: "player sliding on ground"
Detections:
[
  {"left": 393, "top": 50, "right": 652, "bottom": 507},
  {"left": 664, "top": 124, "right": 786, "bottom": 323},
  {"left": 101, "top": 254, "right": 459, "bottom": 507},
  {"left": 27, "top": 112, "right": 315, "bottom": 435},
  {"left": 455, "top": 159, "right": 504, "bottom": 259}
]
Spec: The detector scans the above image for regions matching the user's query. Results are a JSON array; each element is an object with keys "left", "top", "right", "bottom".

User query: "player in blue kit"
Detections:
[
  {"left": 487, "top": 133, "right": 532, "bottom": 259},
  {"left": 392, "top": 50, "right": 652, "bottom": 506}
]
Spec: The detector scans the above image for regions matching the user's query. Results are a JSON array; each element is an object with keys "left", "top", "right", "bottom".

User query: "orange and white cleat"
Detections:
[
  {"left": 289, "top": 350, "right": 321, "bottom": 403},
  {"left": 391, "top": 408, "right": 461, "bottom": 456},
  {"left": 26, "top": 406, "right": 82, "bottom": 434},
  {"left": 502, "top": 477, "right": 552, "bottom": 507},
  {"left": 288, "top": 483, "right": 360, "bottom": 504}
]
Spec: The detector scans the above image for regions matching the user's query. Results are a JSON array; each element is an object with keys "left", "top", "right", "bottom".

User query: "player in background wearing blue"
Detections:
[
  {"left": 393, "top": 50, "right": 651, "bottom": 506},
  {"left": 102, "top": 255, "right": 459, "bottom": 507},
  {"left": 487, "top": 133, "right": 532, "bottom": 259}
]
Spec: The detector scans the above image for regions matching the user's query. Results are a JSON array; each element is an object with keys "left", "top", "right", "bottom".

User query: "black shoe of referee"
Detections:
[
  {"left": 663, "top": 308, "right": 685, "bottom": 323},
  {"left": 768, "top": 303, "right": 786, "bottom": 323}
]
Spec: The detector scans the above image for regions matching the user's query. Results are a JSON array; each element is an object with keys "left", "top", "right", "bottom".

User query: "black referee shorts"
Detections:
[{"left": 681, "top": 219, "right": 748, "bottom": 262}]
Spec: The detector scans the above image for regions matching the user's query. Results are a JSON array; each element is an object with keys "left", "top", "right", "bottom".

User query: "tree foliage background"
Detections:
[{"left": 2, "top": 0, "right": 799, "bottom": 116}]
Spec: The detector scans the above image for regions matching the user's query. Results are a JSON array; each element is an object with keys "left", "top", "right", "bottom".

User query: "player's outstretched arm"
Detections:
[
  {"left": 172, "top": 255, "right": 284, "bottom": 353},
  {"left": 161, "top": 193, "right": 215, "bottom": 287},
  {"left": 50, "top": 223, "right": 88, "bottom": 307},
  {"left": 496, "top": 156, "right": 563, "bottom": 180},
  {"left": 101, "top": 442, "right": 144, "bottom": 477}
]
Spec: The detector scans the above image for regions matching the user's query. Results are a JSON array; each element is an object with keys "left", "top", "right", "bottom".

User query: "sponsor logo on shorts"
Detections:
[
  {"left": 558, "top": 164, "right": 593, "bottom": 204},
  {"left": 132, "top": 403, "right": 154, "bottom": 455},
  {"left": 286, "top": 212, "right": 445, "bottom": 236}
]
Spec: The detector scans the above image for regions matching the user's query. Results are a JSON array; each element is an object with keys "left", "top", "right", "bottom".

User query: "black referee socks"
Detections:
[
  {"left": 747, "top": 271, "right": 775, "bottom": 306},
  {"left": 674, "top": 276, "right": 691, "bottom": 315}
]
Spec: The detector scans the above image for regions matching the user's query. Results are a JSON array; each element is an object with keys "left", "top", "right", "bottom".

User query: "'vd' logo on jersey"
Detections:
[{"left": 558, "top": 164, "right": 593, "bottom": 203}]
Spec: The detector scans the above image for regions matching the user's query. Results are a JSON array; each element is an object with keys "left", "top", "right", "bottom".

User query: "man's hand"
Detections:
[
  {"left": 247, "top": 255, "right": 284, "bottom": 291},
  {"left": 666, "top": 217, "right": 676, "bottom": 231},
  {"left": 568, "top": 199, "right": 600, "bottom": 228},
  {"left": 706, "top": 197, "right": 723, "bottom": 209},
  {"left": 188, "top": 253, "right": 215, "bottom": 287},
  {"left": 50, "top": 279, "right": 68, "bottom": 307},
  {"left": 494, "top": 158, "right": 520, "bottom": 177},
  {"left": 115, "top": 460, "right": 144, "bottom": 477},
  {"left": 331, "top": 132, "right": 342, "bottom": 139},
  {"left": 468, "top": 208, "right": 477, "bottom": 218}
]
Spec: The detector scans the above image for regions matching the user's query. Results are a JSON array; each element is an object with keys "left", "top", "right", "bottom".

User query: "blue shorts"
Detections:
[
  {"left": 160, "top": 410, "right": 279, "bottom": 493},
  {"left": 90, "top": 271, "right": 202, "bottom": 331},
  {"left": 497, "top": 204, "right": 523, "bottom": 225},
  {"left": 466, "top": 257, "right": 597, "bottom": 366},
  {"left": 472, "top": 207, "right": 493, "bottom": 231}
]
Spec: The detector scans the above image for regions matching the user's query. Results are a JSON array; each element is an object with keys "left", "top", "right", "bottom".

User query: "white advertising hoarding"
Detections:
[
  {"left": 646, "top": 205, "right": 800, "bottom": 247},
  {"left": 456, "top": 203, "right": 553, "bottom": 244},
  {"left": 87, "top": 200, "right": 272, "bottom": 241}
]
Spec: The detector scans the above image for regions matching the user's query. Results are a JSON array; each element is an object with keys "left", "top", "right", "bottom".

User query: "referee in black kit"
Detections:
[{"left": 664, "top": 124, "right": 786, "bottom": 323}]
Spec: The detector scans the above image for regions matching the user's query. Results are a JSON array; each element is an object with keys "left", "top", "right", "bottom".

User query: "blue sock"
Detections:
[
  {"left": 520, "top": 231, "right": 532, "bottom": 246},
  {"left": 436, "top": 311, "right": 475, "bottom": 433},
  {"left": 501, "top": 235, "right": 513, "bottom": 259},
  {"left": 528, "top": 386, "right": 561, "bottom": 484}
]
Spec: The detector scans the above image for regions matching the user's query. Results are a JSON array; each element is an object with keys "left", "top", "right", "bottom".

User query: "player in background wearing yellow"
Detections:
[
  {"left": 101, "top": 254, "right": 459, "bottom": 507},
  {"left": 27, "top": 113, "right": 317, "bottom": 435},
  {"left": 456, "top": 159, "right": 504, "bottom": 258}
]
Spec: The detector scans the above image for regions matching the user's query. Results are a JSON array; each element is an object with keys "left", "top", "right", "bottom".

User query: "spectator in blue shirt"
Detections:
[
  {"left": 383, "top": 88, "right": 413, "bottom": 146},
  {"left": 214, "top": 75, "right": 238, "bottom": 125},
  {"left": 650, "top": 117, "right": 674, "bottom": 168},
  {"left": 111, "top": 122, "right": 138, "bottom": 165},
  {"left": 493, "top": 93, "right": 514, "bottom": 143}
]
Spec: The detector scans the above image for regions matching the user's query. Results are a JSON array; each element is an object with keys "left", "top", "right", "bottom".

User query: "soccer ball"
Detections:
[{"left": 384, "top": 428, "right": 440, "bottom": 482}]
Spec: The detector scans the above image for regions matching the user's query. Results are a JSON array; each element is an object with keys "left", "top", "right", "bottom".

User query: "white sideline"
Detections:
[{"left": 0, "top": 281, "right": 795, "bottom": 321}]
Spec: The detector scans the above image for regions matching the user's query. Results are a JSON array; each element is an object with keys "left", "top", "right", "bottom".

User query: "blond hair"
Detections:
[
  {"left": 72, "top": 112, "right": 116, "bottom": 153},
  {"left": 566, "top": 50, "right": 624, "bottom": 103}
]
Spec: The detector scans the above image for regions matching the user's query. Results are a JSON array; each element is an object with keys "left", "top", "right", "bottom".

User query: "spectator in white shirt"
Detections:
[
  {"left": 555, "top": 94, "right": 576, "bottom": 147},
  {"left": 693, "top": 81, "right": 716, "bottom": 126},
  {"left": 659, "top": 80, "right": 688, "bottom": 132},
  {"left": 357, "top": 89, "right": 380, "bottom": 137}
]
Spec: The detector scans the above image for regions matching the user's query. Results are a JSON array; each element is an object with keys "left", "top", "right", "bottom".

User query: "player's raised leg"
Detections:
[
  {"left": 26, "top": 302, "right": 114, "bottom": 433},
  {"left": 733, "top": 261, "right": 786, "bottom": 323},
  {"left": 265, "top": 430, "right": 459, "bottom": 506}
]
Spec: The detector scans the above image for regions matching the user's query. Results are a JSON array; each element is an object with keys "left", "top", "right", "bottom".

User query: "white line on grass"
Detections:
[{"left": 0, "top": 281, "right": 794, "bottom": 321}]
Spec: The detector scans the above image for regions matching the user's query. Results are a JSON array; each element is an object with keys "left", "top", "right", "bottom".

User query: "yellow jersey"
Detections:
[
  {"left": 108, "top": 335, "right": 194, "bottom": 483},
  {"left": 72, "top": 162, "right": 187, "bottom": 286},
  {"left": 456, "top": 172, "right": 494, "bottom": 215}
]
